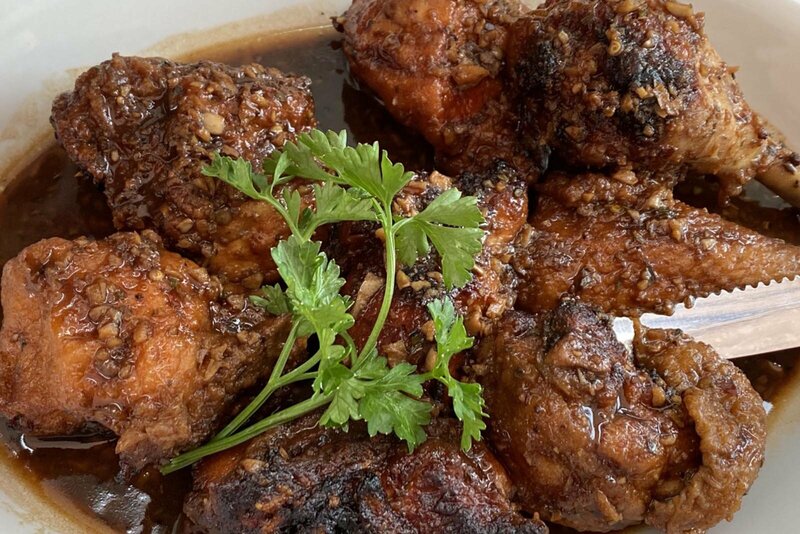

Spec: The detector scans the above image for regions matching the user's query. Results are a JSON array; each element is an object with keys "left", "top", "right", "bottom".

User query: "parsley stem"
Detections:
[
  {"left": 359, "top": 211, "right": 397, "bottom": 360},
  {"left": 214, "top": 321, "right": 300, "bottom": 439},
  {"left": 160, "top": 394, "right": 332, "bottom": 475},
  {"left": 267, "top": 321, "right": 301, "bottom": 382},
  {"left": 268, "top": 198, "right": 301, "bottom": 239},
  {"left": 341, "top": 331, "right": 358, "bottom": 364}
]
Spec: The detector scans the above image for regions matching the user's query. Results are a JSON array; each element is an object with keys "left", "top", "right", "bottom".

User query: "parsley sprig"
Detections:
[{"left": 161, "top": 130, "right": 487, "bottom": 474}]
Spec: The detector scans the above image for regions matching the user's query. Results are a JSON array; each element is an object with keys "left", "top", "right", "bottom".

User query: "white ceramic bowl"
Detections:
[{"left": 0, "top": 0, "right": 798, "bottom": 532}]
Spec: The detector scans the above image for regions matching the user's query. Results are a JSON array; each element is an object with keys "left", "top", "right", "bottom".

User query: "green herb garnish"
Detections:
[{"left": 161, "top": 130, "right": 486, "bottom": 474}]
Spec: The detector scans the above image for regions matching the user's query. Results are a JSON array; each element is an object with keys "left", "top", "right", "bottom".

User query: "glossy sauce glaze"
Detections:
[{"left": 0, "top": 27, "right": 797, "bottom": 534}]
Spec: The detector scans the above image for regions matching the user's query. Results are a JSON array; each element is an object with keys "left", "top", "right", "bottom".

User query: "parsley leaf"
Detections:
[
  {"left": 250, "top": 284, "right": 290, "bottom": 315},
  {"left": 202, "top": 154, "right": 271, "bottom": 200},
  {"left": 322, "top": 142, "right": 414, "bottom": 207},
  {"left": 396, "top": 221, "right": 484, "bottom": 289},
  {"left": 396, "top": 188, "right": 484, "bottom": 289},
  {"left": 264, "top": 129, "right": 414, "bottom": 208},
  {"left": 448, "top": 381, "right": 486, "bottom": 451},
  {"left": 360, "top": 388, "right": 431, "bottom": 451},
  {"left": 417, "top": 188, "right": 485, "bottom": 228},
  {"left": 320, "top": 357, "right": 431, "bottom": 452},
  {"left": 305, "top": 182, "right": 378, "bottom": 234},
  {"left": 427, "top": 298, "right": 474, "bottom": 357},
  {"left": 271, "top": 236, "right": 353, "bottom": 335},
  {"left": 282, "top": 188, "right": 308, "bottom": 230},
  {"left": 426, "top": 298, "right": 487, "bottom": 450},
  {"left": 264, "top": 130, "right": 344, "bottom": 184}
]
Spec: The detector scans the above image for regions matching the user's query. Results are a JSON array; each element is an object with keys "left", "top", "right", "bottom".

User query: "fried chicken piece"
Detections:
[
  {"left": 474, "top": 302, "right": 766, "bottom": 533},
  {"left": 50, "top": 54, "right": 317, "bottom": 290},
  {"left": 507, "top": 0, "right": 800, "bottom": 204},
  {"left": 331, "top": 164, "right": 527, "bottom": 366},
  {"left": 0, "top": 231, "right": 294, "bottom": 472},
  {"left": 512, "top": 171, "right": 800, "bottom": 316},
  {"left": 633, "top": 326, "right": 767, "bottom": 533},
  {"left": 337, "top": 0, "right": 535, "bottom": 176},
  {"left": 184, "top": 415, "right": 547, "bottom": 534},
  {"left": 675, "top": 177, "right": 800, "bottom": 246}
]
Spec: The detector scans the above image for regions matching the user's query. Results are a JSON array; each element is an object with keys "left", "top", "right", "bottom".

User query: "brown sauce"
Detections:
[{"left": 0, "top": 26, "right": 797, "bottom": 534}]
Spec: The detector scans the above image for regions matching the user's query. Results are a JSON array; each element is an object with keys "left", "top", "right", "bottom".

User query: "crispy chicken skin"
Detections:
[
  {"left": 50, "top": 54, "right": 317, "bottom": 290},
  {"left": 0, "top": 231, "right": 294, "bottom": 471},
  {"left": 337, "top": 0, "right": 535, "bottom": 176},
  {"left": 474, "top": 302, "right": 766, "bottom": 533},
  {"left": 513, "top": 171, "right": 800, "bottom": 316},
  {"left": 507, "top": 0, "right": 800, "bottom": 202},
  {"left": 184, "top": 415, "right": 547, "bottom": 534},
  {"left": 332, "top": 164, "right": 527, "bottom": 366}
]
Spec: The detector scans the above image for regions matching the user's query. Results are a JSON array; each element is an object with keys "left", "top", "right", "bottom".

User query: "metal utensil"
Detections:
[{"left": 612, "top": 277, "right": 800, "bottom": 359}]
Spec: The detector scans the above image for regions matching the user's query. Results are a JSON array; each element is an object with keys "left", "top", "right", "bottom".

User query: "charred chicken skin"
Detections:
[
  {"left": 184, "top": 414, "right": 547, "bottom": 534},
  {"left": 50, "top": 54, "right": 317, "bottom": 291},
  {"left": 0, "top": 231, "right": 294, "bottom": 472},
  {"left": 474, "top": 302, "right": 766, "bottom": 533},
  {"left": 507, "top": 0, "right": 800, "bottom": 202},
  {"left": 337, "top": 0, "right": 536, "bottom": 177},
  {"left": 513, "top": 170, "right": 800, "bottom": 316}
]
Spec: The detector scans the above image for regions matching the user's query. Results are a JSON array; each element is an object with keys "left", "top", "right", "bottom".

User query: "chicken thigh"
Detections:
[
  {"left": 0, "top": 231, "right": 294, "bottom": 471},
  {"left": 51, "top": 54, "right": 317, "bottom": 291},
  {"left": 474, "top": 302, "right": 766, "bottom": 533},
  {"left": 507, "top": 0, "right": 800, "bottom": 203},
  {"left": 337, "top": 0, "right": 535, "bottom": 177},
  {"left": 184, "top": 415, "right": 548, "bottom": 533}
]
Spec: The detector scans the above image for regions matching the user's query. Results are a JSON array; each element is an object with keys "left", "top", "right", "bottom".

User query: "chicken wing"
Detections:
[
  {"left": 507, "top": 0, "right": 800, "bottom": 203},
  {"left": 337, "top": 0, "right": 535, "bottom": 177},
  {"left": 474, "top": 302, "right": 766, "bottom": 533},
  {"left": 50, "top": 54, "right": 317, "bottom": 291},
  {"left": 675, "top": 177, "right": 800, "bottom": 246},
  {"left": 513, "top": 170, "right": 800, "bottom": 316},
  {"left": 0, "top": 231, "right": 294, "bottom": 472},
  {"left": 184, "top": 414, "right": 547, "bottom": 534}
]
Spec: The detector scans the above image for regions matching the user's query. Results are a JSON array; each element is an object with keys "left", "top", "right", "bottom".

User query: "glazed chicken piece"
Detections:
[
  {"left": 184, "top": 415, "right": 548, "bottom": 534},
  {"left": 507, "top": 0, "right": 800, "bottom": 204},
  {"left": 337, "top": 0, "right": 535, "bottom": 177},
  {"left": 50, "top": 54, "right": 317, "bottom": 291},
  {"left": 474, "top": 301, "right": 766, "bottom": 533},
  {"left": 633, "top": 326, "right": 768, "bottom": 533},
  {"left": 0, "top": 231, "right": 295, "bottom": 472},
  {"left": 512, "top": 170, "right": 800, "bottom": 316},
  {"left": 675, "top": 177, "right": 800, "bottom": 246},
  {"left": 331, "top": 163, "right": 527, "bottom": 366}
]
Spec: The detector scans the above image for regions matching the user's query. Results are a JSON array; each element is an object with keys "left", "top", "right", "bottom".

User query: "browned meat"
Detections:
[
  {"left": 513, "top": 171, "right": 800, "bottom": 316},
  {"left": 474, "top": 302, "right": 766, "bottom": 533},
  {"left": 0, "top": 231, "right": 294, "bottom": 471},
  {"left": 633, "top": 326, "right": 767, "bottom": 533},
  {"left": 184, "top": 415, "right": 547, "bottom": 534},
  {"left": 337, "top": 0, "right": 536, "bottom": 177},
  {"left": 675, "top": 177, "right": 800, "bottom": 246},
  {"left": 507, "top": 0, "right": 800, "bottom": 203},
  {"left": 50, "top": 54, "right": 317, "bottom": 290},
  {"left": 332, "top": 164, "right": 527, "bottom": 366}
]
